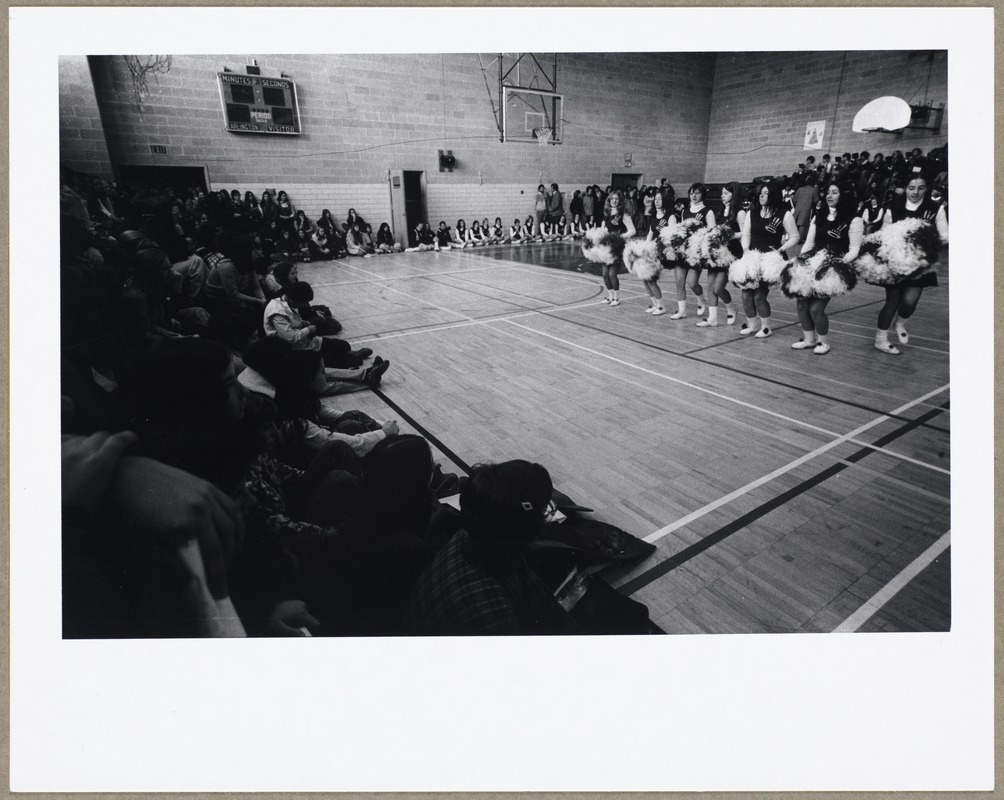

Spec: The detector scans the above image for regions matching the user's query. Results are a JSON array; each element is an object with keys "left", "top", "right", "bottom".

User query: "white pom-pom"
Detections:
[
  {"left": 623, "top": 238, "right": 662, "bottom": 281},
  {"left": 729, "top": 250, "right": 762, "bottom": 289},
  {"left": 581, "top": 227, "right": 616, "bottom": 265},
  {"left": 759, "top": 250, "right": 787, "bottom": 285}
]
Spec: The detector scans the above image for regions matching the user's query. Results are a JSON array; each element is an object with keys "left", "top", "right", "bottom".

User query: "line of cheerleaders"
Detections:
[{"left": 580, "top": 172, "right": 947, "bottom": 356}]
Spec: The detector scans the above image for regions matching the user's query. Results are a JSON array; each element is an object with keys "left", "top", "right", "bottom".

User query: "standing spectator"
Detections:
[
  {"left": 581, "top": 186, "right": 594, "bottom": 227},
  {"left": 533, "top": 184, "right": 548, "bottom": 238},
  {"left": 792, "top": 172, "right": 819, "bottom": 244},
  {"left": 547, "top": 183, "right": 564, "bottom": 226}
]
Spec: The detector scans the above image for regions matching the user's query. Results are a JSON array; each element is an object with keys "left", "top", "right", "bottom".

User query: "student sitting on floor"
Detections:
[
  {"left": 375, "top": 222, "right": 402, "bottom": 254},
  {"left": 507, "top": 217, "right": 524, "bottom": 244},
  {"left": 452, "top": 219, "right": 470, "bottom": 248},
  {"left": 434, "top": 221, "right": 453, "bottom": 251},
  {"left": 406, "top": 222, "right": 437, "bottom": 252}
]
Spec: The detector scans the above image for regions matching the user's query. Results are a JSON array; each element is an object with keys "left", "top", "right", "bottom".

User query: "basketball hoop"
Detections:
[{"left": 533, "top": 127, "right": 553, "bottom": 147}]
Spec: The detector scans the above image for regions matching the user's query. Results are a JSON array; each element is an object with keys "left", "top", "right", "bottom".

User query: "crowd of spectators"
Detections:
[{"left": 59, "top": 167, "right": 652, "bottom": 638}]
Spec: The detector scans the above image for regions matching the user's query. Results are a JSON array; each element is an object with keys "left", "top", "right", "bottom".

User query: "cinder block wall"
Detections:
[
  {"left": 703, "top": 50, "right": 948, "bottom": 182},
  {"left": 58, "top": 56, "right": 115, "bottom": 180},
  {"left": 72, "top": 52, "right": 715, "bottom": 225}
]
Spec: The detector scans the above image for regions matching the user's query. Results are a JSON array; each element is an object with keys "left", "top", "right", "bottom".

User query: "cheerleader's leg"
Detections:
[
  {"left": 893, "top": 287, "right": 924, "bottom": 344},
  {"left": 686, "top": 268, "right": 706, "bottom": 316},
  {"left": 809, "top": 297, "right": 831, "bottom": 354},
  {"left": 791, "top": 299, "right": 816, "bottom": 349},
  {"left": 874, "top": 286, "right": 902, "bottom": 354},
  {"left": 739, "top": 289, "right": 758, "bottom": 335},
  {"left": 671, "top": 266, "right": 689, "bottom": 318},
  {"left": 609, "top": 264, "right": 621, "bottom": 305},
  {"left": 753, "top": 284, "right": 773, "bottom": 338}
]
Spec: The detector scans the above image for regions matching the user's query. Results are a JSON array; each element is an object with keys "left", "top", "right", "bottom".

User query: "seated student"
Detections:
[
  {"left": 309, "top": 227, "right": 335, "bottom": 260},
  {"left": 345, "top": 223, "right": 375, "bottom": 257},
  {"left": 491, "top": 217, "right": 505, "bottom": 244},
  {"left": 203, "top": 233, "right": 267, "bottom": 326},
  {"left": 263, "top": 281, "right": 375, "bottom": 369},
  {"left": 193, "top": 222, "right": 225, "bottom": 270},
  {"left": 276, "top": 228, "right": 299, "bottom": 258},
  {"left": 273, "top": 261, "right": 341, "bottom": 335},
  {"left": 433, "top": 221, "right": 453, "bottom": 251},
  {"left": 375, "top": 222, "right": 402, "bottom": 254},
  {"left": 293, "top": 210, "right": 314, "bottom": 235},
  {"left": 344, "top": 208, "right": 366, "bottom": 234},
  {"left": 479, "top": 217, "right": 497, "bottom": 244},
  {"left": 294, "top": 229, "right": 313, "bottom": 262},
  {"left": 507, "top": 217, "right": 524, "bottom": 244},
  {"left": 360, "top": 223, "right": 377, "bottom": 252},
  {"left": 452, "top": 219, "right": 470, "bottom": 248},
  {"left": 556, "top": 215, "right": 574, "bottom": 241},
  {"left": 406, "top": 222, "right": 437, "bottom": 252},
  {"left": 539, "top": 218, "right": 558, "bottom": 242},
  {"left": 404, "top": 460, "right": 578, "bottom": 635}
]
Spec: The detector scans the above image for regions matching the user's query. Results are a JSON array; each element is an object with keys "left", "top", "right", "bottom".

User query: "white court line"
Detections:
[
  {"left": 336, "top": 259, "right": 388, "bottom": 280},
  {"left": 833, "top": 531, "right": 951, "bottom": 633},
  {"left": 797, "top": 314, "right": 951, "bottom": 345},
  {"left": 499, "top": 318, "right": 950, "bottom": 476},
  {"left": 770, "top": 311, "right": 950, "bottom": 355},
  {"left": 310, "top": 264, "right": 512, "bottom": 288}
]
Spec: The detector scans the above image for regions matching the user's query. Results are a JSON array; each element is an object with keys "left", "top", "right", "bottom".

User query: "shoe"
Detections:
[
  {"left": 739, "top": 324, "right": 757, "bottom": 336},
  {"left": 726, "top": 310, "right": 737, "bottom": 325},
  {"left": 609, "top": 298, "right": 621, "bottom": 306},
  {"left": 350, "top": 347, "right": 374, "bottom": 359},
  {"left": 669, "top": 310, "right": 687, "bottom": 320},
  {"left": 791, "top": 339, "right": 815, "bottom": 350},
  {"left": 601, "top": 297, "right": 611, "bottom": 304},
  {"left": 696, "top": 303, "right": 706, "bottom": 316},
  {"left": 645, "top": 306, "right": 655, "bottom": 314},
  {"left": 695, "top": 319, "right": 718, "bottom": 327},
  {"left": 896, "top": 327, "right": 909, "bottom": 344},
  {"left": 874, "top": 342, "right": 901, "bottom": 355},
  {"left": 363, "top": 359, "right": 391, "bottom": 386},
  {"left": 650, "top": 307, "right": 667, "bottom": 316},
  {"left": 754, "top": 327, "right": 772, "bottom": 339},
  {"left": 813, "top": 343, "right": 831, "bottom": 355}
]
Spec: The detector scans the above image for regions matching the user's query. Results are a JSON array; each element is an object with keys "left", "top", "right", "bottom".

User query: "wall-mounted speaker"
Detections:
[{"left": 438, "top": 150, "right": 456, "bottom": 172}]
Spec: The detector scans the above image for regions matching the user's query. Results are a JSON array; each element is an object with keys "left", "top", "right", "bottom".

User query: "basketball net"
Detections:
[{"left": 534, "top": 127, "right": 553, "bottom": 147}]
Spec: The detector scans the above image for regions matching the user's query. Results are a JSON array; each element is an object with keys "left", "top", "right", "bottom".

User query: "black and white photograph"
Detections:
[{"left": 9, "top": 5, "right": 995, "bottom": 793}]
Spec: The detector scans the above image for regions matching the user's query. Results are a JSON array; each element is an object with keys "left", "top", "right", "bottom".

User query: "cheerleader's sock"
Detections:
[
  {"left": 696, "top": 306, "right": 719, "bottom": 327},
  {"left": 813, "top": 334, "right": 831, "bottom": 355},
  {"left": 893, "top": 317, "right": 910, "bottom": 344},
  {"left": 791, "top": 330, "right": 817, "bottom": 349},
  {"left": 874, "top": 329, "right": 901, "bottom": 355},
  {"left": 670, "top": 300, "right": 688, "bottom": 320},
  {"left": 754, "top": 316, "right": 773, "bottom": 338},
  {"left": 739, "top": 316, "right": 759, "bottom": 335}
]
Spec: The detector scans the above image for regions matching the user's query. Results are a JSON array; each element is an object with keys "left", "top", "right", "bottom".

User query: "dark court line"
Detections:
[
  {"left": 371, "top": 387, "right": 473, "bottom": 475},
  {"left": 616, "top": 401, "right": 950, "bottom": 598}
]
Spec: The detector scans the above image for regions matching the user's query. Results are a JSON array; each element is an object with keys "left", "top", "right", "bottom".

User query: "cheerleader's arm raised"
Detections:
[
  {"left": 844, "top": 217, "right": 864, "bottom": 262},
  {"left": 778, "top": 211, "right": 801, "bottom": 256}
]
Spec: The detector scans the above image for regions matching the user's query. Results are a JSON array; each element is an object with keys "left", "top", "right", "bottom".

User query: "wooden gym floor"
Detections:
[{"left": 299, "top": 241, "right": 951, "bottom": 635}]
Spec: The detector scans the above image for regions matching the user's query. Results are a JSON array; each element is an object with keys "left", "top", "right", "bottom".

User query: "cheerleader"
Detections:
[
  {"left": 453, "top": 219, "right": 469, "bottom": 248},
  {"left": 642, "top": 190, "right": 675, "bottom": 315},
  {"left": 871, "top": 172, "right": 948, "bottom": 354},
  {"left": 492, "top": 217, "right": 505, "bottom": 244},
  {"left": 557, "top": 216, "right": 575, "bottom": 241},
  {"left": 782, "top": 181, "right": 862, "bottom": 355},
  {"left": 507, "top": 218, "right": 524, "bottom": 244},
  {"left": 569, "top": 214, "right": 587, "bottom": 239},
  {"left": 670, "top": 183, "right": 714, "bottom": 319},
  {"left": 734, "top": 182, "right": 800, "bottom": 338},
  {"left": 467, "top": 220, "right": 487, "bottom": 246},
  {"left": 698, "top": 182, "right": 742, "bottom": 327},
  {"left": 598, "top": 189, "right": 636, "bottom": 306},
  {"left": 434, "top": 221, "right": 453, "bottom": 251},
  {"left": 481, "top": 217, "right": 497, "bottom": 244},
  {"left": 521, "top": 214, "right": 536, "bottom": 242}
]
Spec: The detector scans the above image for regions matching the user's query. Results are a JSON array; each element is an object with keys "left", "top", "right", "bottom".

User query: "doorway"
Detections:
[
  {"left": 403, "top": 171, "right": 426, "bottom": 247},
  {"left": 610, "top": 173, "right": 643, "bottom": 190},
  {"left": 116, "top": 164, "right": 209, "bottom": 192}
]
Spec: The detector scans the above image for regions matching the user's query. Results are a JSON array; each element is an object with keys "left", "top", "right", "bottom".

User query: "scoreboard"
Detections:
[{"left": 217, "top": 72, "right": 301, "bottom": 135}]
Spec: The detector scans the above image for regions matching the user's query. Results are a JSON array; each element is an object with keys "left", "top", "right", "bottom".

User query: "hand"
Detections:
[
  {"left": 307, "top": 325, "right": 316, "bottom": 336},
  {"left": 107, "top": 456, "right": 245, "bottom": 599},
  {"left": 62, "top": 431, "right": 138, "bottom": 514},
  {"left": 381, "top": 420, "right": 399, "bottom": 436},
  {"left": 266, "top": 599, "right": 320, "bottom": 636}
]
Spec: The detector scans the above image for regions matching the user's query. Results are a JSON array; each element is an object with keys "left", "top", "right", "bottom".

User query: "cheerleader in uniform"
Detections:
[
  {"left": 521, "top": 215, "right": 536, "bottom": 242},
  {"left": 467, "top": 220, "right": 486, "bottom": 247},
  {"left": 697, "top": 182, "right": 742, "bottom": 327},
  {"left": 871, "top": 172, "right": 948, "bottom": 354},
  {"left": 732, "top": 182, "right": 800, "bottom": 338},
  {"left": 597, "top": 189, "right": 636, "bottom": 306},
  {"left": 452, "top": 219, "right": 469, "bottom": 248},
  {"left": 481, "top": 217, "right": 498, "bottom": 245},
  {"left": 670, "top": 183, "right": 715, "bottom": 319},
  {"left": 781, "top": 181, "right": 861, "bottom": 355},
  {"left": 642, "top": 190, "right": 676, "bottom": 315},
  {"left": 507, "top": 218, "right": 523, "bottom": 244},
  {"left": 492, "top": 217, "right": 506, "bottom": 244}
]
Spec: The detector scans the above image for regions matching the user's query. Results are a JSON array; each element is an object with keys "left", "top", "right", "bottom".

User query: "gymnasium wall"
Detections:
[
  {"left": 703, "top": 50, "right": 948, "bottom": 182},
  {"left": 58, "top": 56, "right": 115, "bottom": 181},
  {"left": 68, "top": 53, "right": 715, "bottom": 225}
]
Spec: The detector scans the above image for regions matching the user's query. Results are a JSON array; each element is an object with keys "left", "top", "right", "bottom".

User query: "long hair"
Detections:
[
  {"left": 603, "top": 189, "right": 625, "bottom": 220},
  {"left": 721, "top": 182, "right": 743, "bottom": 226},
  {"left": 757, "top": 181, "right": 785, "bottom": 217},
  {"left": 814, "top": 181, "right": 859, "bottom": 227}
]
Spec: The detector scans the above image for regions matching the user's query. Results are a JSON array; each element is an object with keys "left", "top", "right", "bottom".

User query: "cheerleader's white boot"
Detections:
[
  {"left": 739, "top": 316, "right": 759, "bottom": 336},
  {"left": 754, "top": 316, "right": 773, "bottom": 338},
  {"left": 609, "top": 290, "right": 621, "bottom": 307},
  {"left": 696, "top": 306, "right": 719, "bottom": 327},
  {"left": 650, "top": 300, "right": 667, "bottom": 316},
  {"left": 791, "top": 331, "right": 817, "bottom": 350},
  {"left": 725, "top": 303, "right": 738, "bottom": 325},
  {"left": 893, "top": 316, "right": 910, "bottom": 344},
  {"left": 874, "top": 329, "right": 901, "bottom": 355},
  {"left": 669, "top": 300, "right": 688, "bottom": 320},
  {"left": 813, "top": 334, "right": 831, "bottom": 355}
]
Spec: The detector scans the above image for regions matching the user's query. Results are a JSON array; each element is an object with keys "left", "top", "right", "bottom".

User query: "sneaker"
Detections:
[
  {"left": 669, "top": 310, "right": 687, "bottom": 320},
  {"left": 601, "top": 297, "right": 611, "bottom": 304},
  {"left": 813, "top": 342, "right": 831, "bottom": 355},
  {"left": 754, "top": 327, "right": 772, "bottom": 339},
  {"left": 791, "top": 339, "right": 815, "bottom": 350},
  {"left": 650, "top": 306, "right": 667, "bottom": 316},
  {"left": 609, "top": 298, "right": 621, "bottom": 307},
  {"left": 645, "top": 306, "right": 655, "bottom": 314},
  {"left": 696, "top": 319, "right": 718, "bottom": 327},
  {"left": 874, "top": 342, "right": 901, "bottom": 355},
  {"left": 739, "top": 324, "right": 757, "bottom": 336}
]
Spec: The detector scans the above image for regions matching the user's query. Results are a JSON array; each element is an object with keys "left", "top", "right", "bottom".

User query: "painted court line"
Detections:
[
  {"left": 336, "top": 259, "right": 388, "bottom": 280},
  {"left": 499, "top": 317, "right": 950, "bottom": 476},
  {"left": 769, "top": 311, "right": 950, "bottom": 355},
  {"left": 310, "top": 263, "right": 512, "bottom": 288},
  {"left": 833, "top": 531, "right": 951, "bottom": 633}
]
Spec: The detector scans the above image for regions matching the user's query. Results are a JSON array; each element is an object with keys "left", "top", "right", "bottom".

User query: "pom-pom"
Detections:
[
  {"left": 728, "top": 250, "right": 763, "bottom": 290},
  {"left": 684, "top": 225, "right": 709, "bottom": 268},
  {"left": 853, "top": 218, "right": 942, "bottom": 285},
  {"left": 659, "top": 217, "right": 702, "bottom": 262},
  {"left": 700, "top": 223, "right": 738, "bottom": 271},
  {"left": 623, "top": 238, "right": 662, "bottom": 281},
  {"left": 781, "top": 248, "right": 858, "bottom": 299},
  {"left": 759, "top": 250, "right": 787, "bottom": 285},
  {"left": 581, "top": 227, "right": 626, "bottom": 266}
]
